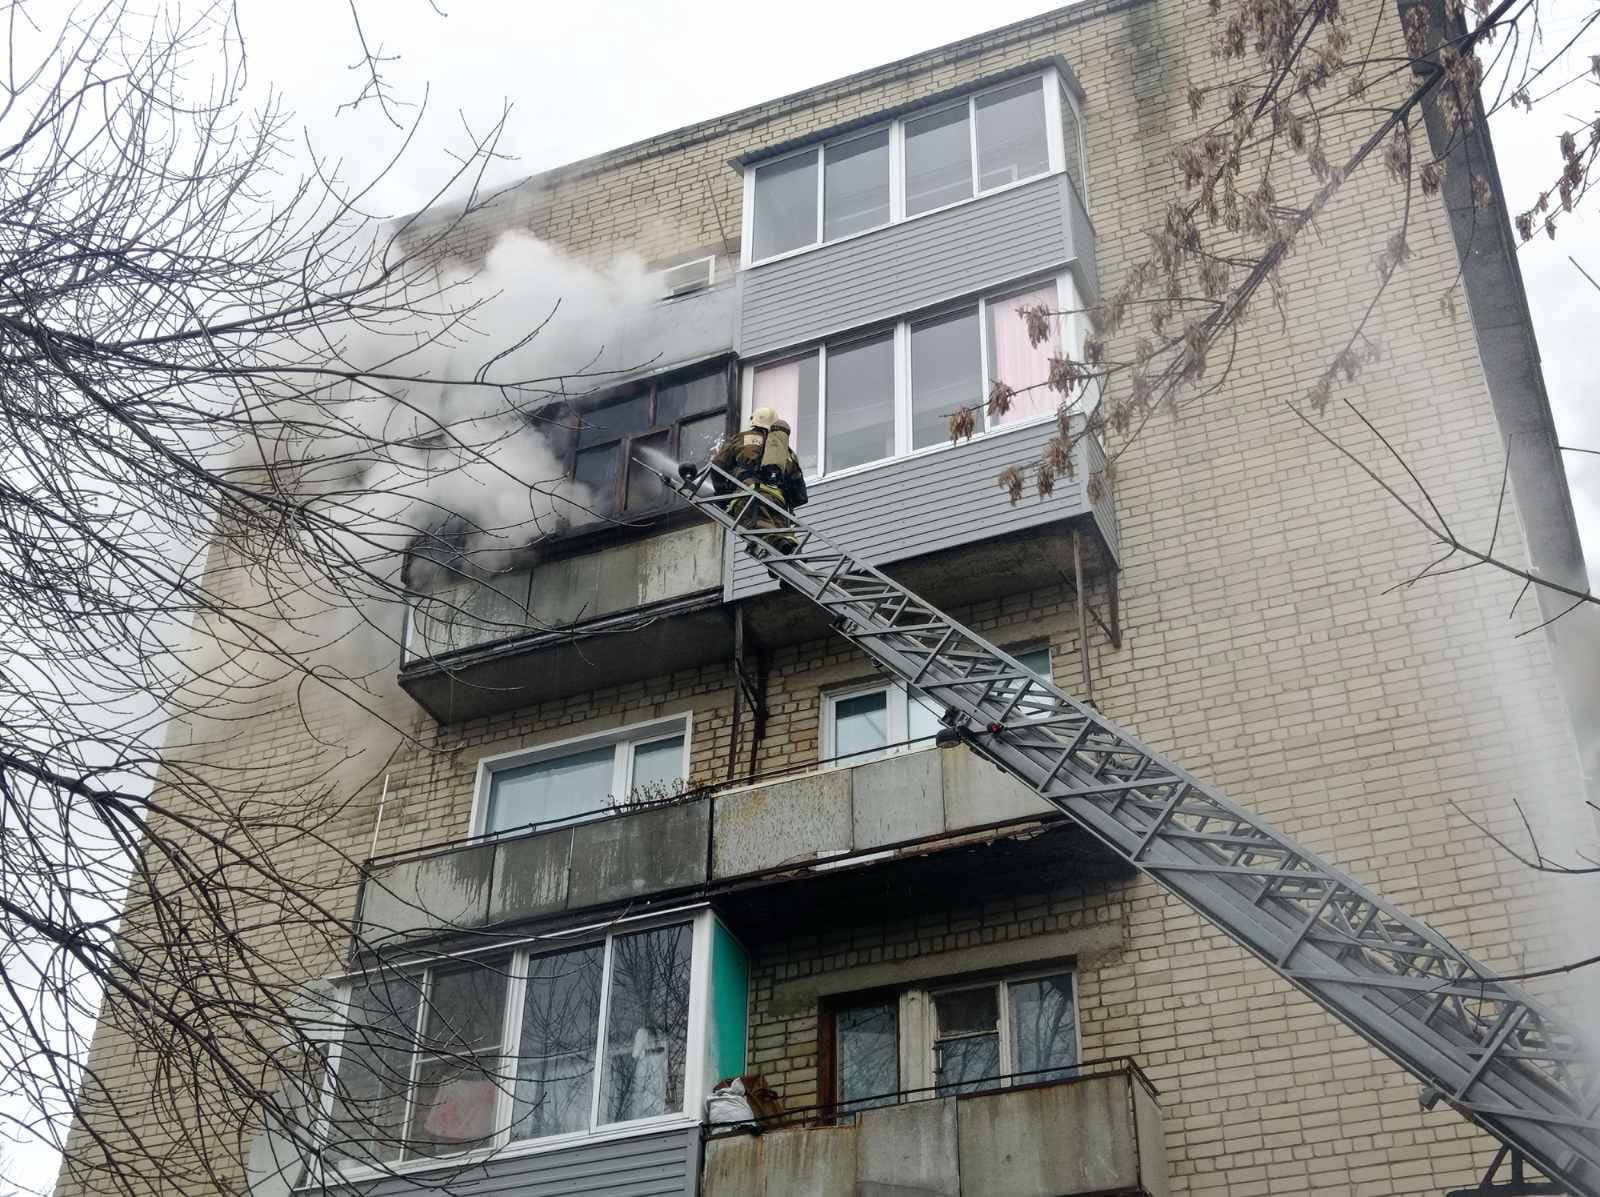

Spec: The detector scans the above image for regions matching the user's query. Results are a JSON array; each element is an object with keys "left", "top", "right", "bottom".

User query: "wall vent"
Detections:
[{"left": 660, "top": 255, "right": 716, "bottom": 298}]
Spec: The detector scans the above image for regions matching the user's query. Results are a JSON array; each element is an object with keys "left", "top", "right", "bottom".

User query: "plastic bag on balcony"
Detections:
[{"left": 705, "top": 1075, "right": 756, "bottom": 1128}]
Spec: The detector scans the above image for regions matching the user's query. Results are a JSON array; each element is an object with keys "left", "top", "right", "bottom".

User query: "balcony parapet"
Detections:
[
  {"left": 702, "top": 1059, "right": 1168, "bottom": 1197},
  {"left": 354, "top": 745, "right": 1085, "bottom": 951}
]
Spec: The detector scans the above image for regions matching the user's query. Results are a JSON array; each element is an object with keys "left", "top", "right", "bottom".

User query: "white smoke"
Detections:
[
  {"left": 250, "top": 232, "right": 662, "bottom": 580},
  {"left": 168, "top": 232, "right": 669, "bottom": 763}
]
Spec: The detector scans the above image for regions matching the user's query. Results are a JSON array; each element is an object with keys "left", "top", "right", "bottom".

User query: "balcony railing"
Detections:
[{"left": 702, "top": 1058, "right": 1169, "bottom": 1197}]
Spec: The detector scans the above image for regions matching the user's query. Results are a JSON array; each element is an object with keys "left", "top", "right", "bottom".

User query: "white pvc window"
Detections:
[
  {"left": 745, "top": 70, "right": 1070, "bottom": 266},
  {"left": 743, "top": 275, "right": 1083, "bottom": 483},
  {"left": 475, "top": 717, "right": 691, "bottom": 835},
  {"left": 325, "top": 916, "right": 712, "bottom": 1174},
  {"left": 822, "top": 647, "right": 1049, "bottom": 764}
]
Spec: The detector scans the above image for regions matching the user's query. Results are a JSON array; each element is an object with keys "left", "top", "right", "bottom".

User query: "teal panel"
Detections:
[{"left": 710, "top": 919, "right": 750, "bottom": 1081}]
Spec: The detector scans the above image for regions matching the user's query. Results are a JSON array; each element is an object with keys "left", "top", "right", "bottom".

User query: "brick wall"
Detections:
[{"left": 57, "top": 0, "right": 1593, "bottom": 1194}]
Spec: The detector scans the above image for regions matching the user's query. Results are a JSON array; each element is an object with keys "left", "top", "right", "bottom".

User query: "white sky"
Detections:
[{"left": 7, "top": 2, "right": 1597, "bottom": 1192}]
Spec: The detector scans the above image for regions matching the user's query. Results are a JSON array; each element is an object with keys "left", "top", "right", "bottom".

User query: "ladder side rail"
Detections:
[{"left": 664, "top": 461, "right": 1600, "bottom": 1193}]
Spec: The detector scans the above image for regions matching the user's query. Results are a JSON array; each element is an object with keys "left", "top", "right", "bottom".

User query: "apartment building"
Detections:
[{"left": 59, "top": 1, "right": 1596, "bottom": 1195}]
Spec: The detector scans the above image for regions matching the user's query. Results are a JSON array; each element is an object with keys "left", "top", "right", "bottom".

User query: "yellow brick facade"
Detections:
[{"left": 59, "top": 2, "right": 1590, "bottom": 1195}]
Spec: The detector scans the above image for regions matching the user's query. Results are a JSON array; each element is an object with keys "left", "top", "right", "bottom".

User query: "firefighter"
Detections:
[{"left": 710, "top": 406, "right": 808, "bottom": 555}]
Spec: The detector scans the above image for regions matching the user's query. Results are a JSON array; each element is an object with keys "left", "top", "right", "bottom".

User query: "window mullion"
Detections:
[
  {"left": 894, "top": 322, "right": 911, "bottom": 457},
  {"left": 997, "top": 980, "right": 1014, "bottom": 1084},
  {"left": 977, "top": 294, "right": 993, "bottom": 435},
  {"left": 968, "top": 95, "right": 980, "bottom": 196},
  {"left": 814, "top": 145, "right": 825, "bottom": 245},
  {"left": 398, "top": 970, "right": 430, "bottom": 1161},
  {"left": 612, "top": 742, "right": 631, "bottom": 807},
  {"left": 816, "top": 344, "right": 829, "bottom": 478},
  {"left": 740, "top": 168, "right": 755, "bottom": 267},
  {"left": 1042, "top": 70, "right": 1066, "bottom": 176},
  {"left": 589, "top": 936, "right": 615, "bottom": 1131},
  {"left": 496, "top": 951, "right": 528, "bottom": 1146},
  {"left": 889, "top": 118, "right": 905, "bottom": 223}
]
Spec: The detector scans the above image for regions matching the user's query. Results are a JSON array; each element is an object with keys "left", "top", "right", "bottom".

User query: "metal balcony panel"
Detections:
[
  {"left": 738, "top": 172, "right": 1096, "bottom": 359},
  {"left": 726, "top": 422, "right": 1115, "bottom": 607}
]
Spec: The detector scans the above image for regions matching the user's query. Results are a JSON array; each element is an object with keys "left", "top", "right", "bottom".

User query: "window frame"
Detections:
[
  {"left": 925, "top": 966, "right": 1081, "bottom": 1094},
  {"left": 471, "top": 714, "right": 693, "bottom": 837},
  {"left": 557, "top": 360, "right": 734, "bottom": 520},
  {"left": 820, "top": 646, "right": 1050, "bottom": 765},
  {"left": 318, "top": 909, "right": 723, "bottom": 1184},
  {"left": 742, "top": 69, "right": 1070, "bottom": 268},
  {"left": 741, "top": 272, "right": 1087, "bottom": 485},
  {"left": 823, "top": 963, "right": 1080, "bottom": 1113}
]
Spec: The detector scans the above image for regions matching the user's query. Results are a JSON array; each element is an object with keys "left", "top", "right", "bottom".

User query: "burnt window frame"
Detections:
[{"left": 559, "top": 357, "right": 737, "bottom": 522}]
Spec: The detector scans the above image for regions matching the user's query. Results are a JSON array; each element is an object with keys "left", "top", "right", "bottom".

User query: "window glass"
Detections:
[
  {"left": 512, "top": 946, "right": 604, "bottom": 1142},
  {"left": 630, "top": 735, "right": 685, "bottom": 799},
  {"left": 833, "top": 690, "right": 889, "bottom": 761},
  {"left": 904, "top": 104, "right": 973, "bottom": 216},
  {"left": 824, "top": 129, "right": 891, "bottom": 240},
  {"left": 910, "top": 307, "right": 981, "bottom": 450},
  {"left": 598, "top": 924, "right": 693, "bottom": 1124},
  {"left": 1009, "top": 973, "right": 1077, "bottom": 1083},
  {"left": 407, "top": 958, "right": 509, "bottom": 1157},
  {"left": 753, "top": 152, "right": 819, "bottom": 260},
  {"left": 933, "top": 985, "right": 1001, "bottom": 1095},
  {"left": 625, "top": 429, "right": 672, "bottom": 511},
  {"left": 486, "top": 744, "right": 615, "bottom": 834},
  {"left": 908, "top": 694, "right": 943, "bottom": 745},
  {"left": 329, "top": 973, "right": 422, "bottom": 1165},
  {"left": 577, "top": 394, "right": 651, "bottom": 449},
  {"left": 753, "top": 356, "right": 818, "bottom": 474},
  {"left": 1014, "top": 647, "right": 1051, "bottom": 679},
  {"left": 680, "top": 413, "right": 727, "bottom": 470},
  {"left": 974, "top": 79, "right": 1050, "bottom": 191},
  {"left": 656, "top": 371, "right": 726, "bottom": 424},
  {"left": 1059, "top": 81, "right": 1086, "bottom": 203},
  {"left": 825, "top": 333, "right": 895, "bottom": 472},
  {"left": 574, "top": 445, "right": 620, "bottom": 515},
  {"left": 986, "top": 283, "right": 1060, "bottom": 427},
  {"left": 836, "top": 1002, "right": 899, "bottom": 1112}
]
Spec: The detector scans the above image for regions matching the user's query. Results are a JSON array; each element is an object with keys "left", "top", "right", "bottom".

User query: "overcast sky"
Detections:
[{"left": 8, "top": 2, "right": 1597, "bottom": 1192}]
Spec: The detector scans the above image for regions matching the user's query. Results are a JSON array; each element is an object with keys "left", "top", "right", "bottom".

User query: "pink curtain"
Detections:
[
  {"left": 752, "top": 358, "right": 814, "bottom": 469},
  {"left": 987, "top": 284, "right": 1059, "bottom": 427}
]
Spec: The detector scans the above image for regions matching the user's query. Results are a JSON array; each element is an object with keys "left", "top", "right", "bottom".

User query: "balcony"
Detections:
[
  {"left": 725, "top": 421, "right": 1118, "bottom": 654},
  {"left": 354, "top": 744, "right": 1130, "bottom": 952},
  {"left": 398, "top": 520, "right": 729, "bottom": 723},
  {"left": 702, "top": 1060, "right": 1168, "bottom": 1197}
]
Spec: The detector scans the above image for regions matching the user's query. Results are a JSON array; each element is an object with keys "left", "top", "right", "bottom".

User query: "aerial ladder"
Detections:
[{"left": 648, "top": 458, "right": 1600, "bottom": 1196}]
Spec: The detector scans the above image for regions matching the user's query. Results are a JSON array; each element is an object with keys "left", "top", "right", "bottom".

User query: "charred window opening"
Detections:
[{"left": 550, "top": 361, "right": 733, "bottom": 521}]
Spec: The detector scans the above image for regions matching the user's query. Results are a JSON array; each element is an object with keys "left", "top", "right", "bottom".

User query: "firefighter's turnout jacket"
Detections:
[{"left": 710, "top": 419, "right": 808, "bottom": 512}]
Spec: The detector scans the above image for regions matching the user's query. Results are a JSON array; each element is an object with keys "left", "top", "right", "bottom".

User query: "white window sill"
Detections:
[{"left": 305, "top": 1114, "right": 699, "bottom": 1191}]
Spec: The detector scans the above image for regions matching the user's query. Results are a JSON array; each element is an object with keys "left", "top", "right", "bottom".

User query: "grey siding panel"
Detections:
[
  {"left": 1063, "top": 174, "right": 1101, "bottom": 307},
  {"left": 740, "top": 175, "right": 1075, "bottom": 358},
  {"left": 622, "top": 281, "right": 737, "bottom": 381},
  {"left": 339, "top": 1127, "right": 697, "bottom": 1197},
  {"left": 727, "top": 423, "right": 1109, "bottom": 601},
  {"left": 1083, "top": 431, "right": 1120, "bottom": 562}
]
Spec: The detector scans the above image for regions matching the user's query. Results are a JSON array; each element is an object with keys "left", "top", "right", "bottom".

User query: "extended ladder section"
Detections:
[{"left": 658, "top": 461, "right": 1600, "bottom": 1195}]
